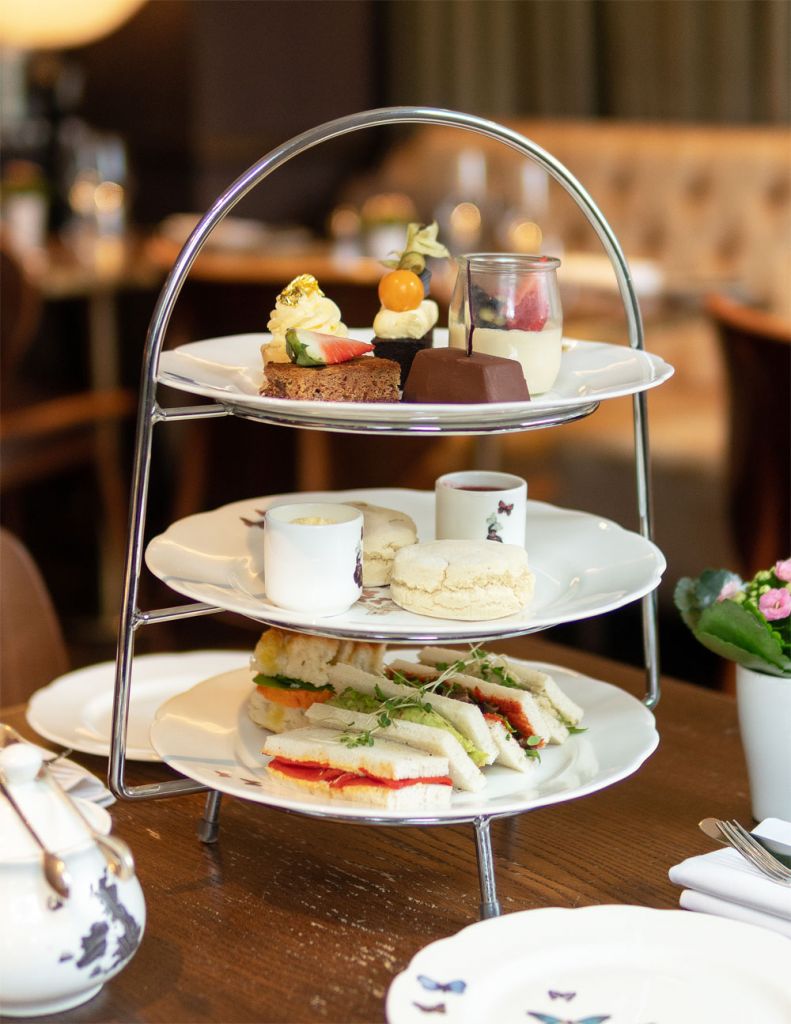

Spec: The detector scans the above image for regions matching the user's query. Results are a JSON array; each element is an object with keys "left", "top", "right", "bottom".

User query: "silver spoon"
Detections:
[
  {"left": 0, "top": 774, "right": 71, "bottom": 899},
  {"left": 39, "top": 761, "right": 135, "bottom": 881}
]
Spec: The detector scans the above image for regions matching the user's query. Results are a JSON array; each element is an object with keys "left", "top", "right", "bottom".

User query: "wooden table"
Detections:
[{"left": 0, "top": 636, "right": 748, "bottom": 1024}]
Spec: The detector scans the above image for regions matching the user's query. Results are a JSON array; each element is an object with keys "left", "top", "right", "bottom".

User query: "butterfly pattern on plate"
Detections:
[
  {"left": 527, "top": 1014, "right": 610, "bottom": 1024},
  {"left": 416, "top": 975, "right": 467, "bottom": 995}
]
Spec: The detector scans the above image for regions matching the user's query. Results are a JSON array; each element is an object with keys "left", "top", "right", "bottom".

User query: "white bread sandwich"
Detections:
[
  {"left": 385, "top": 657, "right": 553, "bottom": 773},
  {"left": 305, "top": 684, "right": 486, "bottom": 792},
  {"left": 262, "top": 726, "right": 453, "bottom": 810},
  {"left": 418, "top": 646, "right": 584, "bottom": 743},
  {"left": 325, "top": 663, "right": 497, "bottom": 767},
  {"left": 249, "top": 627, "right": 385, "bottom": 733}
]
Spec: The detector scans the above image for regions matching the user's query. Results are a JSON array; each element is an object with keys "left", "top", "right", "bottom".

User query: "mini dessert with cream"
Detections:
[
  {"left": 259, "top": 326, "right": 400, "bottom": 403},
  {"left": 448, "top": 255, "right": 563, "bottom": 395},
  {"left": 372, "top": 221, "right": 450, "bottom": 385},
  {"left": 265, "top": 274, "right": 347, "bottom": 364}
]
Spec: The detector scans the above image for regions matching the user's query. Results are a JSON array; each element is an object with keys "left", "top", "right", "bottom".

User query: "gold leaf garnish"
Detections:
[{"left": 277, "top": 274, "right": 324, "bottom": 307}]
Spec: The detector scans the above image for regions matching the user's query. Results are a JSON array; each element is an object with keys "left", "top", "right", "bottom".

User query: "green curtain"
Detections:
[{"left": 384, "top": 0, "right": 790, "bottom": 123}]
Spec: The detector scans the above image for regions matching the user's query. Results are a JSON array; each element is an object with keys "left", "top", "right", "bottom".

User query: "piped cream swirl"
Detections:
[{"left": 373, "top": 299, "right": 438, "bottom": 340}]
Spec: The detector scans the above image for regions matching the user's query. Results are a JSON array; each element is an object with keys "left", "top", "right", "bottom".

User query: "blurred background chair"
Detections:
[
  {"left": 0, "top": 526, "right": 69, "bottom": 706},
  {"left": 0, "top": 242, "right": 137, "bottom": 628},
  {"left": 705, "top": 293, "right": 791, "bottom": 577}
]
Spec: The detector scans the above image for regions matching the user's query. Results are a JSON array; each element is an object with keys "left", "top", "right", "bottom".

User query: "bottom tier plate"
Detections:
[{"left": 150, "top": 651, "right": 658, "bottom": 825}]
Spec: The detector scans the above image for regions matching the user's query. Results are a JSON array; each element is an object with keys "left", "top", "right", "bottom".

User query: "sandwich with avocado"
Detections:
[
  {"left": 385, "top": 654, "right": 558, "bottom": 773},
  {"left": 305, "top": 664, "right": 492, "bottom": 792},
  {"left": 418, "top": 646, "right": 585, "bottom": 743}
]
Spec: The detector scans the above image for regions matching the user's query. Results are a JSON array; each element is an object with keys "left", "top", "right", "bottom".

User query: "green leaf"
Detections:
[
  {"left": 253, "top": 673, "right": 333, "bottom": 693},
  {"left": 285, "top": 329, "right": 324, "bottom": 367},
  {"left": 340, "top": 731, "right": 374, "bottom": 748},
  {"left": 693, "top": 601, "right": 791, "bottom": 675}
]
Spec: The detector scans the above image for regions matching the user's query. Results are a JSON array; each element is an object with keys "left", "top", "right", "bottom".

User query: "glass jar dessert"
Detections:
[{"left": 448, "top": 254, "right": 563, "bottom": 395}]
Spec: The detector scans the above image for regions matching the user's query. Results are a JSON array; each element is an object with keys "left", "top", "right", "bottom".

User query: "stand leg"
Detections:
[
  {"left": 473, "top": 817, "right": 501, "bottom": 919},
  {"left": 198, "top": 790, "right": 223, "bottom": 844}
]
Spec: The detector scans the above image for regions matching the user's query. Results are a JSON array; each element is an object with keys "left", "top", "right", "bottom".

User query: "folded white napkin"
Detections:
[
  {"left": 669, "top": 818, "right": 791, "bottom": 938},
  {"left": 47, "top": 756, "right": 115, "bottom": 807}
]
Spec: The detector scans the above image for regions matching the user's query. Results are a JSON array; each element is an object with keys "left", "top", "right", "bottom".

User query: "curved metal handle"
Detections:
[{"left": 143, "top": 106, "right": 644, "bottom": 381}]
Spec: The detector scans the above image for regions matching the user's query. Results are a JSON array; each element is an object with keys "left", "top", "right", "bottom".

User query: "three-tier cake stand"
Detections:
[{"left": 108, "top": 108, "right": 667, "bottom": 920}]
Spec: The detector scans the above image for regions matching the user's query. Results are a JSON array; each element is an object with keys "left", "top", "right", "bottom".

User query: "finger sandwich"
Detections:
[
  {"left": 418, "top": 646, "right": 584, "bottom": 743},
  {"left": 263, "top": 727, "right": 453, "bottom": 810}
]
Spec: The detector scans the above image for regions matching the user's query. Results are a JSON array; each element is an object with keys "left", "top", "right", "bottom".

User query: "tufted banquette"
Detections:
[{"left": 351, "top": 120, "right": 791, "bottom": 314}]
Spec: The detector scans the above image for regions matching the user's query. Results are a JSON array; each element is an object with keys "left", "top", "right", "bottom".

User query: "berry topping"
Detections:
[
  {"left": 378, "top": 269, "right": 424, "bottom": 312},
  {"left": 505, "top": 277, "right": 549, "bottom": 332},
  {"left": 285, "top": 329, "right": 373, "bottom": 367}
]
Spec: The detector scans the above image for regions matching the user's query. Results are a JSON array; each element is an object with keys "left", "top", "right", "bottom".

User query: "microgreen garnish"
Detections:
[{"left": 339, "top": 731, "right": 375, "bottom": 748}]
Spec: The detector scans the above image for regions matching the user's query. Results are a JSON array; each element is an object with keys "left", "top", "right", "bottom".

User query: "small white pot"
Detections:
[{"left": 735, "top": 664, "right": 791, "bottom": 821}]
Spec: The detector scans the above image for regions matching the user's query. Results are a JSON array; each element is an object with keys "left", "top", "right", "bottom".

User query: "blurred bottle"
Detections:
[
  {"left": 0, "top": 160, "right": 49, "bottom": 268},
  {"left": 434, "top": 148, "right": 489, "bottom": 254},
  {"left": 360, "top": 192, "right": 417, "bottom": 261},
  {"left": 327, "top": 203, "right": 362, "bottom": 264},
  {"left": 61, "top": 124, "right": 128, "bottom": 272},
  {"left": 496, "top": 162, "right": 562, "bottom": 258}
]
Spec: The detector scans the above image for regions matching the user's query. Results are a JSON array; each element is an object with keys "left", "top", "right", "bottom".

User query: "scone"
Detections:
[
  {"left": 389, "top": 539, "right": 534, "bottom": 620},
  {"left": 346, "top": 501, "right": 418, "bottom": 586}
]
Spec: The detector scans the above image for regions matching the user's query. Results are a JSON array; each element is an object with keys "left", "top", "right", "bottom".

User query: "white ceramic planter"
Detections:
[{"left": 735, "top": 664, "right": 791, "bottom": 821}]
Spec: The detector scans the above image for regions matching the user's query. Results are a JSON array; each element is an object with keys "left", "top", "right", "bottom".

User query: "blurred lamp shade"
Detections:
[{"left": 0, "top": 0, "right": 145, "bottom": 49}]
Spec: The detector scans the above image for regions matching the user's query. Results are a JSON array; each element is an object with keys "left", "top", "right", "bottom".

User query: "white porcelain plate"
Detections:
[
  {"left": 149, "top": 652, "right": 658, "bottom": 824},
  {"left": 145, "top": 489, "right": 665, "bottom": 642},
  {"left": 386, "top": 904, "right": 791, "bottom": 1023},
  {"left": 26, "top": 650, "right": 250, "bottom": 761},
  {"left": 156, "top": 331, "right": 673, "bottom": 434}
]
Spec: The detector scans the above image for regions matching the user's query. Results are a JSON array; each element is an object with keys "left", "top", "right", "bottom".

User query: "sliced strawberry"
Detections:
[
  {"left": 285, "top": 328, "right": 374, "bottom": 366},
  {"left": 505, "top": 276, "right": 549, "bottom": 332}
]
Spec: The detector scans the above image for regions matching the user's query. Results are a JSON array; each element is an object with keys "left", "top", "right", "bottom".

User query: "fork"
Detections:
[{"left": 719, "top": 819, "right": 791, "bottom": 884}]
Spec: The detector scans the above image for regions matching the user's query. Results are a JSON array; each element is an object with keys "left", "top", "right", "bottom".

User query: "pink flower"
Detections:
[
  {"left": 759, "top": 588, "right": 791, "bottom": 621},
  {"left": 717, "top": 580, "right": 741, "bottom": 602},
  {"left": 775, "top": 558, "right": 791, "bottom": 582}
]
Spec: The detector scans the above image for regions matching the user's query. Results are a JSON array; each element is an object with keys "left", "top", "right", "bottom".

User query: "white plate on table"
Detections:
[
  {"left": 149, "top": 652, "right": 658, "bottom": 824},
  {"left": 386, "top": 904, "right": 791, "bottom": 1023},
  {"left": 156, "top": 331, "right": 673, "bottom": 434},
  {"left": 26, "top": 650, "right": 250, "bottom": 762},
  {"left": 145, "top": 488, "right": 666, "bottom": 643}
]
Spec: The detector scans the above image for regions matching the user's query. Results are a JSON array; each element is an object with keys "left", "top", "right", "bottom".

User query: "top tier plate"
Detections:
[{"left": 157, "top": 330, "right": 673, "bottom": 435}]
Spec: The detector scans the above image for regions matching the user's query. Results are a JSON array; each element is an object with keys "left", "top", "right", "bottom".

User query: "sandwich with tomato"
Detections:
[
  {"left": 384, "top": 655, "right": 557, "bottom": 773},
  {"left": 304, "top": 663, "right": 495, "bottom": 792},
  {"left": 263, "top": 726, "right": 454, "bottom": 810},
  {"left": 417, "top": 646, "right": 584, "bottom": 743},
  {"left": 248, "top": 627, "right": 385, "bottom": 733}
]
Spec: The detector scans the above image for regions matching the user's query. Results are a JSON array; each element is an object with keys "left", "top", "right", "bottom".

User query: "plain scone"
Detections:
[
  {"left": 389, "top": 539, "right": 535, "bottom": 620},
  {"left": 347, "top": 501, "right": 418, "bottom": 586}
]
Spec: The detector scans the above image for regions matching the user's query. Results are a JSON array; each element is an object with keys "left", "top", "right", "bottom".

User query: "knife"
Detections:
[{"left": 699, "top": 818, "right": 791, "bottom": 869}]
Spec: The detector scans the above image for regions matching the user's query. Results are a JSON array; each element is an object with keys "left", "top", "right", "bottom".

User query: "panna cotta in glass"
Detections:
[{"left": 448, "top": 254, "right": 563, "bottom": 395}]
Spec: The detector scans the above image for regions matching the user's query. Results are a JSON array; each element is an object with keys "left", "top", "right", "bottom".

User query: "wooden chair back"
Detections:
[
  {"left": 0, "top": 527, "right": 69, "bottom": 707},
  {"left": 706, "top": 293, "right": 791, "bottom": 576}
]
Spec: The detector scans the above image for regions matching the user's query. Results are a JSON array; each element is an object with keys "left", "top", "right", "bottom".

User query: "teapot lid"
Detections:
[{"left": 0, "top": 741, "right": 105, "bottom": 862}]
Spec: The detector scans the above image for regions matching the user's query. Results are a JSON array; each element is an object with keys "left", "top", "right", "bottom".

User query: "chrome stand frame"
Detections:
[{"left": 108, "top": 106, "right": 660, "bottom": 919}]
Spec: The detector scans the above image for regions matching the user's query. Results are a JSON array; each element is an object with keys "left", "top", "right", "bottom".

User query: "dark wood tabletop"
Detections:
[{"left": 1, "top": 636, "right": 748, "bottom": 1024}]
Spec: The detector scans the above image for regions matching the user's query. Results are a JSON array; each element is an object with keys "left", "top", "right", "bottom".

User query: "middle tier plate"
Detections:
[{"left": 145, "top": 488, "right": 665, "bottom": 642}]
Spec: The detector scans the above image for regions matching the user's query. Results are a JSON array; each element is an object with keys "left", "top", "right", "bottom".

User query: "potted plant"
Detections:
[{"left": 675, "top": 560, "right": 791, "bottom": 820}]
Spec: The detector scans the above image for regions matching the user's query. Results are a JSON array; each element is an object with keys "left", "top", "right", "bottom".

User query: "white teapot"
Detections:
[{"left": 0, "top": 738, "right": 145, "bottom": 1017}]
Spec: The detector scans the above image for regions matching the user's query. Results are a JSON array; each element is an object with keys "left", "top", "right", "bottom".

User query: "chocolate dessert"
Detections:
[{"left": 402, "top": 348, "right": 530, "bottom": 404}]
